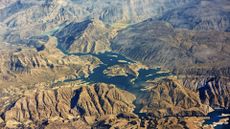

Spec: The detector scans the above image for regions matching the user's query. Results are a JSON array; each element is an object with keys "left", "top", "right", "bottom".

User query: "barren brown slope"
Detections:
[
  {"left": 3, "top": 83, "right": 136, "bottom": 128},
  {"left": 112, "top": 19, "right": 230, "bottom": 76},
  {"left": 54, "top": 19, "right": 111, "bottom": 54},
  {"left": 112, "top": 19, "right": 230, "bottom": 109}
]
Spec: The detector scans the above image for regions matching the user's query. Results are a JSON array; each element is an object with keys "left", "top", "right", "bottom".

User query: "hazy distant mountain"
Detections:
[
  {"left": 0, "top": 0, "right": 194, "bottom": 42},
  {"left": 160, "top": 0, "right": 230, "bottom": 31},
  {"left": 112, "top": 19, "right": 230, "bottom": 73},
  {"left": 0, "top": 0, "right": 229, "bottom": 44}
]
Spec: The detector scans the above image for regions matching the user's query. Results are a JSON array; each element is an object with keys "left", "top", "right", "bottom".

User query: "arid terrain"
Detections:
[{"left": 0, "top": 0, "right": 229, "bottom": 129}]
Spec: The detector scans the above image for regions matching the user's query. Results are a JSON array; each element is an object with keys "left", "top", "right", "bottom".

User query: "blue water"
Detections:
[
  {"left": 204, "top": 109, "right": 230, "bottom": 129},
  {"left": 63, "top": 52, "right": 171, "bottom": 90},
  {"left": 59, "top": 51, "right": 230, "bottom": 128},
  {"left": 76, "top": 52, "right": 171, "bottom": 92},
  {"left": 55, "top": 31, "right": 230, "bottom": 128}
]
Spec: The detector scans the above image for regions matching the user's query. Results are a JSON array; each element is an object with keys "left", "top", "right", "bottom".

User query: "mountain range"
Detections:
[{"left": 0, "top": 0, "right": 229, "bottom": 129}]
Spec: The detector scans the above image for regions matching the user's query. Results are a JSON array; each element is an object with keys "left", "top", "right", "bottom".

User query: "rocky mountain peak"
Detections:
[{"left": 54, "top": 19, "right": 111, "bottom": 53}]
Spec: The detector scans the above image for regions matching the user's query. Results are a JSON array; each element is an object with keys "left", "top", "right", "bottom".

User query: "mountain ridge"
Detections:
[{"left": 0, "top": 0, "right": 230, "bottom": 129}]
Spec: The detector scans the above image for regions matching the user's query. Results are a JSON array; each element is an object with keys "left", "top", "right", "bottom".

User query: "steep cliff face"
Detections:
[
  {"left": 180, "top": 76, "right": 230, "bottom": 109},
  {"left": 3, "top": 83, "right": 136, "bottom": 128},
  {"left": 199, "top": 77, "right": 230, "bottom": 108}
]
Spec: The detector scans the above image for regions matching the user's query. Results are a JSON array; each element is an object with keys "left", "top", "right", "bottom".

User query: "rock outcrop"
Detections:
[
  {"left": 0, "top": 37, "right": 101, "bottom": 118},
  {"left": 1, "top": 36, "right": 101, "bottom": 76},
  {"left": 3, "top": 83, "right": 136, "bottom": 128},
  {"left": 197, "top": 77, "right": 230, "bottom": 108},
  {"left": 179, "top": 76, "right": 230, "bottom": 109},
  {"left": 9, "top": 50, "right": 48, "bottom": 73},
  {"left": 4, "top": 87, "right": 79, "bottom": 128},
  {"left": 136, "top": 77, "right": 212, "bottom": 117},
  {"left": 75, "top": 83, "right": 136, "bottom": 117}
]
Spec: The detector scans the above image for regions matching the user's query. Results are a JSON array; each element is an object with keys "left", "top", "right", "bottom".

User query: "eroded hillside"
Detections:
[{"left": 0, "top": 0, "right": 229, "bottom": 129}]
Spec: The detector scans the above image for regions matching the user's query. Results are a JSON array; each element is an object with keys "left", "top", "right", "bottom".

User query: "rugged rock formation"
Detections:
[
  {"left": 199, "top": 77, "right": 230, "bottom": 108},
  {"left": 54, "top": 19, "right": 111, "bottom": 53},
  {"left": 136, "top": 77, "right": 212, "bottom": 117},
  {"left": 75, "top": 83, "right": 136, "bottom": 117},
  {"left": 0, "top": 37, "right": 101, "bottom": 119},
  {"left": 177, "top": 75, "right": 230, "bottom": 109},
  {"left": 9, "top": 50, "right": 48, "bottom": 73},
  {"left": 3, "top": 83, "right": 136, "bottom": 128},
  {"left": 0, "top": 36, "right": 101, "bottom": 76},
  {"left": 4, "top": 87, "right": 79, "bottom": 128},
  {"left": 1, "top": 80, "right": 217, "bottom": 129},
  {"left": 110, "top": 5, "right": 230, "bottom": 114},
  {"left": 0, "top": 0, "right": 230, "bottom": 128}
]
